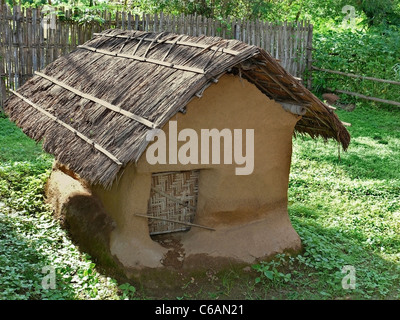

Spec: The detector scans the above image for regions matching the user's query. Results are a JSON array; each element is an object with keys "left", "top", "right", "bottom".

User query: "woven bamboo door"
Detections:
[{"left": 147, "top": 170, "right": 200, "bottom": 235}]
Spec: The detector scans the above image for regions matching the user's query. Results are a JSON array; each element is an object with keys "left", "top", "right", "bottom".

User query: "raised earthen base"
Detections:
[{"left": 45, "top": 163, "right": 302, "bottom": 277}]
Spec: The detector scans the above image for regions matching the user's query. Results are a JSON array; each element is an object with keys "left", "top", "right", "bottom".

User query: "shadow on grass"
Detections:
[
  {"left": 339, "top": 153, "right": 400, "bottom": 181},
  {"left": 293, "top": 138, "right": 400, "bottom": 182},
  {"left": 288, "top": 205, "right": 399, "bottom": 299}
]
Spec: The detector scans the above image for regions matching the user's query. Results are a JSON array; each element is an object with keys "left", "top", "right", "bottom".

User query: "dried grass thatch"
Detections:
[{"left": 4, "top": 29, "right": 350, "bottom": 189}]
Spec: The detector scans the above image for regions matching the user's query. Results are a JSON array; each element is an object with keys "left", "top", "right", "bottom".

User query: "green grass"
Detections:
[
  {"left": 0, "top": 115, "right": 123, "bottom": 300},
  {"left": 286, "top": 103, "right": 400, "bottom": 299},
  {"left": 0, "top": 101, "right": 399, "bottom": 300}
]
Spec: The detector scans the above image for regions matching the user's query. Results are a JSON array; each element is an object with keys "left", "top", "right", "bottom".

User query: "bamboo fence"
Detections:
[
  {"left": 0, "top": 4, "right": 313, "bottom": 109},
  {"left": 313, "top": 66, "right": 400, "bottom": 107}
]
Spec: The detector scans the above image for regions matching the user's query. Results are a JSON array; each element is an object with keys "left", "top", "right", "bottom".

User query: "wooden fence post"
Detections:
[
  {"left": 306, "top": 23, "right": 313, "bottom": 90},
  {"left": 0, "top": 58, "right": 5, "bottom": 111},
  {"left": 0, "top": 4, "right": 6, "bottom": 110}
]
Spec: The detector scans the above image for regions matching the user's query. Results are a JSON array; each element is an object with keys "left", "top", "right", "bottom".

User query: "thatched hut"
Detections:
[{"left": 4, "top": 29, "right": 349, "bottom": 273}]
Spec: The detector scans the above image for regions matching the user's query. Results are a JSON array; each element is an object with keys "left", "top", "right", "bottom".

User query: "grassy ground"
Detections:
[
  {"left": 287, "top": 103, "right": 400, "bottom": 299},
  {"left": 0, "top": 115, "right": 123, "bottom": 300},
  {"left": 0, "top": 100, "right": 399, "bottom": 300}
]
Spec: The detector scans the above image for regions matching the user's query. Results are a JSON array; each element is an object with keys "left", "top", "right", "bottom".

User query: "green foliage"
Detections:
[
  {"left": 8, "top": 0, "right": 399, "bottom": 27},
  {"left": 0, "top": 205, "right": 122, "bottom": 299},
  {"left": 361, "top": 0, "right": 400, "bottom": 26},
  {"left": 0, "top": 118, "right": 54, "bottom": 216},
  {"left": 252, "top": 255, "right": 292, "bottom": 286},
  {"left": 118, "top": 283, "right": 137, "bottom": 300},
  {"left": 312, "top": 24, "right": 400, "bottom": 105},
  {"left": 393, "top": 63, "right": 400, "bottom": 80}
]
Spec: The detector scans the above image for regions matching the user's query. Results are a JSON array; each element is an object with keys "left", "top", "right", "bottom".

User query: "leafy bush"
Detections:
[
  {"left": 312, "top": 24, "right": 400, "bottom": 105},
  {"left": 119, "top": 283, "right": 137, "bottom": 300},
  {"left": 252, "top": 255, "right": 292, "bottom": 287},
  {"left": 8, "top": 1, "right": 399, "bottom": 26}
]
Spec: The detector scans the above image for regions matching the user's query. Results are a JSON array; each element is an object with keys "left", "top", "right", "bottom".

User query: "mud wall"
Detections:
[{"left": 90, "top": 74, "right": 302, "bottom": 270}]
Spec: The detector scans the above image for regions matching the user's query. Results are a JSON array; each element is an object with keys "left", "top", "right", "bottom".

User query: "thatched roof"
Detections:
[{"left": 4, "top": 29, "right": 350, "bottom": 189}]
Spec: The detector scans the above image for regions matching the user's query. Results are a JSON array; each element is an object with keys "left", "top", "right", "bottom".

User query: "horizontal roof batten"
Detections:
[
  {"left": 92, "top": 32, "right": 244, "bottom": 56},
  {"left": 34, "top": 71, "right": 156, "bottom": 129},
  {"left": 77, "top": 45, "right": 205, "bottom": 74},
  {"left": 10, "top": 89, "right": 123, "bottom": 166}
]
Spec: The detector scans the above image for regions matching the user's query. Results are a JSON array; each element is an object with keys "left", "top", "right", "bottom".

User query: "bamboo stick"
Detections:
[
  {"left": 313, "top": 66, "right": 400, "bottom": 86},
  {"left": 134, "top": 213, "right": 215, "bottom": 231},
  {"left": 257, "top": 65, "right": 303, "bottom": 104},
  {"left": 10, "top": 89, "right": 123, "bottom": 165},
  {"left": 77, "top": 44, "right": 206, "bottom": 74},
  {"left": 306, "top": 23, "right": 313, "bottom": 89},
  {"left": 34, "top": 71, "right": 157, "bottom": 128},
  {"left": 92, "top": 32, "right": 244, "bottom": 56},
  {"left": 0, "top": 5, "right": 6, "bottom": 108},
  {"left": 151, "top": 186, "right": 197, "bottom": 211},
  {"left": 328, "top": 87, "right": 400, "bottom": 107},
  {"left": 127, "top": 12, "right": 132, "bottom": 30}
]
